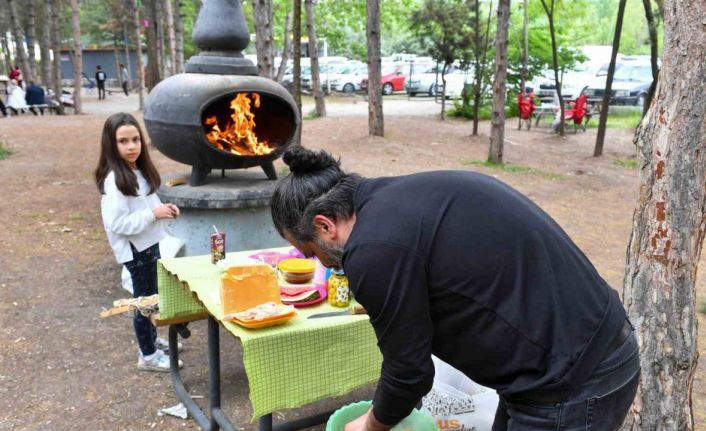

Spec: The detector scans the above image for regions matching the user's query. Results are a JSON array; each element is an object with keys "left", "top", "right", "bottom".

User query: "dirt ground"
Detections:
[{"left": 1, "top": 98, "right": 705, "bottom": 430}]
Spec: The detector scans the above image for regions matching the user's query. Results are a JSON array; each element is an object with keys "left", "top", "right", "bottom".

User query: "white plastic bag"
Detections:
[
  {"left": 121, "top": 235, "right": 185, "bottom": 294},
  {"left": 422, "top": 356, "right": 498, "bottom": 431}
]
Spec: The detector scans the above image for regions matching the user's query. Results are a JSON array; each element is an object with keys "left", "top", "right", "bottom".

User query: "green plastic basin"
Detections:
[{"left": 326, "top": 401, "right": 438, "bottom": 431}]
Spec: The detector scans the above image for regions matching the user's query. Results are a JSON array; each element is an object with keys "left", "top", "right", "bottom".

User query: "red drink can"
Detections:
[{"left": 211, "top": 231, "right": 226, "bottom": 263}]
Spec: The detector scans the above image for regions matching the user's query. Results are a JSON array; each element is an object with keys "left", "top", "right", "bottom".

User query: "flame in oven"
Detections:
[{"left": 204, "top": 93, "right": 274, "bottom": 156}]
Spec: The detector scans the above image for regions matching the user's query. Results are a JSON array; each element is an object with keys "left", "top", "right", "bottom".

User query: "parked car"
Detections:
[
  {"left": 281, "top": 65, "right": 311, "bottom": 92},
  {"left": 434, "top": 69, "right": 474, "bottom": 99},
  {"left": 329, "top": 63, "right": 368, "bottom": 94},
  {"left": 405, "top": 64, "right": 458, "bottom": 97},
  {"left": 530, "top": 46, "right": 619, "bottom": 104},
  {"left": 360, "top": 63, "right": 407, "bottom": 95},
  {"left": 301, "top": 62, "right": 352, "bottom": 93},
  {"left": 584, "top": 60, "right": 656, "bottom": 107}
]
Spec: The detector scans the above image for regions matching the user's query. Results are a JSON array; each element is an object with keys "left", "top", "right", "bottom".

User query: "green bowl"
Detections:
[{"left": 326, "top": 401, "right": 438, "bottom": 431}]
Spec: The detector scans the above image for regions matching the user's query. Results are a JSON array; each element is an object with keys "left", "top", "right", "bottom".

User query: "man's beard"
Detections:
[{"left": 313, "top": 236, "right": 344, "bottom": 270}]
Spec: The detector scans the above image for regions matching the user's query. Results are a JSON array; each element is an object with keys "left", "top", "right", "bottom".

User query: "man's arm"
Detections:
[{"left": 345, "top": 241, "right": 435, "bottom": 427}]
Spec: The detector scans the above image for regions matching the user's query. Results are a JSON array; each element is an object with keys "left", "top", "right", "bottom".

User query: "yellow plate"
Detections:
[
  {"left": 278, "top": 258, "right": 316, "bottom": 274},
  {"left": 230, "top": 310, "right": 297, "bottom": 329}
]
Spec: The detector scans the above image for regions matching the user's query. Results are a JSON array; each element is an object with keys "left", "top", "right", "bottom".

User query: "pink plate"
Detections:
[
  {"left": 249, "top": 251, "right": 289, "bottom": 266},
  {"left": 281, "top": 286, "right": 328, "bottom": 308}
]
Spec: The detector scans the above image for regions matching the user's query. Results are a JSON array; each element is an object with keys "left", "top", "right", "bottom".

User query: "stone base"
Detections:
[{"left": 157, "top": 170, "right": 287, "bottom": 256}]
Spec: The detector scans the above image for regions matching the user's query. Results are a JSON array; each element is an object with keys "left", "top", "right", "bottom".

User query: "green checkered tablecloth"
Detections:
[{"left": 157, "top": 251, "right": 382, "bottom": 421}]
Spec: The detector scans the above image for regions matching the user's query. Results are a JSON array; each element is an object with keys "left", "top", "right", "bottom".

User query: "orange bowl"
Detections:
[{"left": 281, "top": 270, "right": 315, "bottom": 284}]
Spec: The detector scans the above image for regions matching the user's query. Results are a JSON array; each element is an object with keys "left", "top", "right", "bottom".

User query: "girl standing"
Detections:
[{"left": 95, "top": 112, "right": 182, "bottom": 372}]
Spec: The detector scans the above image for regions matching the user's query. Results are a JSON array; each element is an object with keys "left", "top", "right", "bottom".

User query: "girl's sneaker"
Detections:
[
  {"left": 137, "top": 349, "right": 183, "bottom": 372},
  {"left": 156, "top": 337, "right": 183, "bottom": 353}
]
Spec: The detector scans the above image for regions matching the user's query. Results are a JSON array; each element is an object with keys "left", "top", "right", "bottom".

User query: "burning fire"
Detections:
[{"left": 204, "top": 92, "right": 274, "bottom": 156}]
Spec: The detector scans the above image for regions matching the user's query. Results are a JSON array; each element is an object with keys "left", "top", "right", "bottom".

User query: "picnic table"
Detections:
[
  {"left": 157, "top": 248, "right": 382, "bottom": 430},
  {"left": 532, "top": 102, "right": 598, "bottom": 132}
]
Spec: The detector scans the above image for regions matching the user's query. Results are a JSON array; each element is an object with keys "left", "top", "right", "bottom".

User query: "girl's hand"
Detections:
[
  {"left": 153, "top": 204, "right": 176, "bottom": 220},
  {"left": 167, "top": 203, "right": 180, "bottom": 218}
]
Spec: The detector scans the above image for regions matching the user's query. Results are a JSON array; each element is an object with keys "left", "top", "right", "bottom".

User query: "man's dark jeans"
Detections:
[
  {"left": 492, "top": 330, "right": 640, "bottom": 431},
  {"left": 124, "top": 243, "right": 160, "bottom": 356},
  {"left": 97, "top": 82, "right": 105, "bottom": 100}
]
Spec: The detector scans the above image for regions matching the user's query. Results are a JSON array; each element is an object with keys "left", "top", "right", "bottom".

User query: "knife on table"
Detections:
[{"left": 308, "top": 305, "right": 367, "bottom": 319}]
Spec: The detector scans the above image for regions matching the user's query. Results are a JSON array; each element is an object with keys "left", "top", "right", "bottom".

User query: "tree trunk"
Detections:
[
  {"left": 440, "top": 63, "right": 448, "bottom": 121},
  {"left": 113, "top": 36, "right": 121, "bottom": 89},
  {"left": 145, "top": 0, "right": 161, "bottom": 91},
  {"left": 252, "top": 0, "right": 274, "bottom": 79},
  {"left": 123, "top": 23, "right": 132, "bottom": 79},
  {"left": 642, "top": 0, "right": 659, "bottom": 117},
  {"left": 41, "top": 0, "right": 52, "bottom": 87},
  {"left": 366, "top": 0, "right": 384, "bottom": 137},
  {"left": 155, "top": 0, "right": 166, "bottom": 78},
  {"left": 542, "top": 0, "right": 564, "bottom": 137},
  {"left": 26, "top": 2, "right": 38, "bottom": 82},
  {"left": 50, "top": 0, "right": 64, "bottom": 115},
  {"left": 163, "top": 0, "right": 177, "bottom": 76},
  {"left": 69, "top": 0, "right": 81, "bottom": 114},
  {"left": 305, "top": 0, "right": 325, "bottom": 117},
  {"left": 7, "top": 0, "right": 32, "bottom": 82},
  {"left": 594, "top": 0, "right": 627, "bottom": 157},
  {"left": 174, "top": 0, "right": 185, "bottom": 74},
  {"left": 621, "top": 2, "right": 706, "bottom": 430},
  {"left": 1, "top": 32, "right": 13, "bottom": 74},
  {"left": 488, "top": 0, "right": 510, "bottom": 164},
  {"left": 132, "top": 0, "right": 145, "bottom": 109},
  {"left": 293, "top": 0, "right": 302, "bottom": 144},
  {"left": 520, "top": 0, "right": 528, "bottom": 94},
  {"left": 275, "top": 11, "right": 292, "bottom": 83},
  {"left": 472, "top": 0, "right": 492, "bottom": 136}
]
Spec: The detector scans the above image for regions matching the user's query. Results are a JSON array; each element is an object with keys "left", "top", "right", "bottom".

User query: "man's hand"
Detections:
[
  {"left": 344, "top": 409, "right": 369, "bottom": 431},
  {"left": 344, "top": 407, "right": 393, "bottom": 431}
]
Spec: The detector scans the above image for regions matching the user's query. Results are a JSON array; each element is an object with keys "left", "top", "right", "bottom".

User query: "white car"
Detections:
[
  {"left": 531, "top": 46, "right": 620, "bottom": 103},
  {"left": 329, "top": 63, "right": 368, "bottom": 94},
  {"left": 302, "top": 62, "right": 352, "bottom": 93},
  {"left": 435, "top": 69, "right": 474, "bottom": 99},
  {"left": 405, "top": 64, "right": 456, "bottom": 97}
]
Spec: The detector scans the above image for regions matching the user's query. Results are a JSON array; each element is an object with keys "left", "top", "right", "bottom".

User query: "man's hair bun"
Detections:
[{"left": 282, "top": 147, "right": 340, "bottom": 175}]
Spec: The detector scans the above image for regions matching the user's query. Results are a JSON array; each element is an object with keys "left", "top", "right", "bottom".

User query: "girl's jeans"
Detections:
[
  {"left": 492, "top": 329, "right": 640, "bottom": 431},
  {"left": 124, "top": 243, "right": 160, "bottom": 356}
]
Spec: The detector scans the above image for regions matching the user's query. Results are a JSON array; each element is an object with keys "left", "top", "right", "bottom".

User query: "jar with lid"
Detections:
[{"left": 327, "top": 269, "right": 350, "bottom": 307}]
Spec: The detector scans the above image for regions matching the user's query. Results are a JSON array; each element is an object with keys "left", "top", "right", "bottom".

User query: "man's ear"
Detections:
[{"left": 312, "top": 215, "right": 337, "bottom": 240}]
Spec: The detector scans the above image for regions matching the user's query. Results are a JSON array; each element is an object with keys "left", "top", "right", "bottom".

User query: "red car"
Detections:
[{"left": 361, "top": 63, "right": 407, "bottom": 95}]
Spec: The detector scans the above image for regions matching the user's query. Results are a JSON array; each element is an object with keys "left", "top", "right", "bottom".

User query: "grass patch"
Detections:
[
  {"left": 587, "top": 106, "right": 643, "bottom": 130},
  {"left": 613, "top": 158, "right": 638, "bottom": 169},
  {"left": 303, "top": 109, "right": 320, "bottom": 120},
  {"left": 460, "top": 159, "right": 564, "bottom": 180},
  {"left": 0, "top": 140, "right": 13, "bottom": 160}
]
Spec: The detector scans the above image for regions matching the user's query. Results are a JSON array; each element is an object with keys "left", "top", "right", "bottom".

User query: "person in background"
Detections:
[
  {"left": 8, "top": 65, "right": 22, "bottom": 87},
  {"left": 6, "top": 79, "right": 28, "bottom": 115},
  {"left": 25, "top": 81, "right": 46, "bottom": 115},
  {"left": 271, "top": 147, "right": 639, "bottom": 431},
  {"left": 94, "top": 112, "right": 183, "bottom": 372},
  {"left": 119, "top": 64, "right": 130, "bottom": 96},
  {"left": 95, "top": 65, "right": 107, "bottom": 100}
]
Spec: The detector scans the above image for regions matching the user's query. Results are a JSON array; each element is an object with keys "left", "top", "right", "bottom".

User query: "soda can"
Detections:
[{"left": 211, "top": 231, "right": 226, "bottom": 264}]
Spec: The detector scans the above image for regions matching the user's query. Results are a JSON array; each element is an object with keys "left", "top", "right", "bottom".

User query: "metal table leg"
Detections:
[
  {"left": 169, "top": 318, "right": 340, "bottom": 431},
  {"left": 169, "top": 324, "right": 211, "bottom": 430}
]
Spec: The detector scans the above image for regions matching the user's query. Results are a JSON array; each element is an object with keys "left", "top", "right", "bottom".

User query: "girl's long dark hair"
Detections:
[
  {"left": 271, "top": 147, "right": 361, "bottom": 242},
  {"left": 94, "top": 112, "right": 161, "bottom": 196}
]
